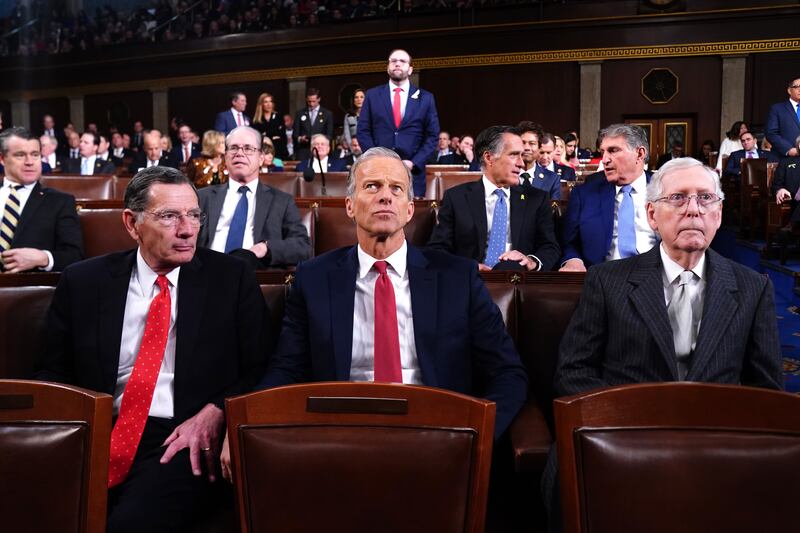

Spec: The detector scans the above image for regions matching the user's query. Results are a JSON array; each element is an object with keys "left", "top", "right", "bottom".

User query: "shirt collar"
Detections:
[
  {"left": 389, "top": 79, "right": 410, "bottom": 93},
  {"left": 135, "top": 248, "right": 180, "bottom": 296},
  {"left": 230, "top": 107, "right": 242, "bottom": 114},
  {"left": 659, "top": 243, "right": 706, "bottom": 284},
  {"left": 357, "top": 240, "right": 408, "bottom": 279},
  {"left": 482, "top": 175, "right": 508, "bottom": 200},
  {"left": 227, "top": 178, "right": 259, "bottom": 194},
  {"left": 3, "top": 179, "right": 34, "bottom": 191},
  {"left": 615, "top": 171, "right": 647, "bottom": 195}
]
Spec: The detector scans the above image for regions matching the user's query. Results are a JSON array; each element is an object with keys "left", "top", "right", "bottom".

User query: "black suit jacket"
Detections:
[
  {"left": 170, "top": 143, "right": 201, "bottom": 165},
  {"left": 772, "top": 156, "right": 800, "bottom": 197},
  {"left": 292, "top": 106, "right": 334, "bottom": 160},
  {"left": 110, "top": 148, "right": 132, "bottom": 168},
  {"left": 128, "top": 152, "right": 180, "bottom": 174},
  {"left": 556, "top": 246, "right": 783, "bottom": 397},
  {"left": 723, "top": 149, "right": 778, "bottom": 178},
  {"left": 7, "top": 182, "right": 83, "bottom": 271},
  {"left": 198, "top": 182, "right": 312, "bottom": 268},
  {"left": 63, "top": 157, "right": 117, "bottom": 175},
  {"left": 253, "top": 113, "right": 288, "bottom": 159},
  {"left": 427, "top": 179, "right": 560, "bottom": 270},
  {"left": 36, "top": 248, "right": 269, "bottom": 421}
]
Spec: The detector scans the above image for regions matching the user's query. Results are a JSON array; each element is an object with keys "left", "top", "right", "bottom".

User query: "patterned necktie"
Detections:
[
  {"left": 520, "top": 172, "right": 532, "bottom": 188},
  {"left": 224, "top": 186, "right": 249, "bottom": 253},
  {"left": 373, "top": 261, "right": 402, "bottom": 383},
  {"left": 392, "top": 88, "right": 402, "bottom": 128},
  {"left": 0, "top": 184, "right": 24, "bottom": 251},
  {"left": 617, "top": 184, "right": 637, "bottom": 258},
  {"left": 668, "top": 270, "right": 696, "bottom": 380},
  {"left": 485, "top": 189, "right": 507, "bottom": 268},
  {"left": 108, "top": 275, "right": 171, "bottom": 487}
]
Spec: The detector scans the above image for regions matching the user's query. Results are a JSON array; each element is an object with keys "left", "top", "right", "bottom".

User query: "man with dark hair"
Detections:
[
  {"left": 0, "top": 127, "right": 83, "bottom": 272},
  {"left": 170, "top": 123, "right": 201, "bottom": 164},
  {"left": 428, "top": 125, "right": 560, "bottom": 271},
  {"left": 357, "top": 49, "right": 440, "bottom": 197},
  {"left": 766, "top": 77, "right": 800, "bottom": 157},
  {"left": 560, "top": 123, "right": 657, "bottom": 271},
  {"left": 214, "top": 91, "right": 251, "bottom": 135},
  {"left": 724, "top": 131, "right": 778, "bottom": 179},
  {"left": 292, "top": 87, "right": 334, "bottom": 161},
  {"left": 530, "top": 131, "right": 561, "bottom": 199},
  {"left": 37, "top": 165, "right": 269, "bottom": 532},
  {"left": 656, "top": 141, "right": 686, "bottom": 169},
  {"left": 517, "top": 122, "right": 557, "bottom": 196},
  {"left": 63, "top": 131, "right": 116, "bottom": 175}
]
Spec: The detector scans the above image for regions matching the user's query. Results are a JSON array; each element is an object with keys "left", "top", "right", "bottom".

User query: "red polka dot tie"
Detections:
[
  {"left": 392, "top": 87, "right": 402, "bottom": 129},
  {"left": 108, "top": 275, "right": 171, "bottom": 488},
  {"left": 373, "top": 261, "right": 402, "bottom": 383}
]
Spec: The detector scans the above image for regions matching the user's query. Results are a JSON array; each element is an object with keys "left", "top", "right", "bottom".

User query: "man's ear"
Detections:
[{"left": 122, "top": 210, "right": 141, "bottom": 243}]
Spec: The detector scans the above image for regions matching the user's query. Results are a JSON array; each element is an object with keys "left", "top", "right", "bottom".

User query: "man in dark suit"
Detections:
[
  {"left": 530, "top": 132, "right": 562, "bottom": 199},
  {"left": 357, "top": 49, "right": 440, "bottom": 198},
  {"left": 292, "top": 87, "right": 334, "bottom": 161},
  {"left": 219, "top": 147, "right": 527, "bottom": 479},
  {"left": 131, "top": 121, "right": 145, "bottom": 152},
  {"left": 39, "top": 134, "right": 67, "bottom": 174},
  {"left": 560, "top": 123, "right": 657, "bottom": 271},
  {"left": 198, "top": 126, "right": 311, "bottom": 269},
  {"left": 294, "top": 134, "right": 348, "bottom": 173},
  {"left": 766, "top": 77, "right": 800, "bottom": 157},
  {"left": 169, "top": 123, "right": 201, "bottom": 164},
  {"left": 62, "top": 131, "right": 117, "bottom": 175},
  {"left": 772, "top": 134, "right": 800, "bottom": 226},
  {"left": 109, "top": 131, "right": 132, "bottom": 167},
  {"left": 655, "top": 141, "right": 685, "bottom": 169},
  {"left": 428, "top": 125, "right": 560, "bottom": 271},
  {"left": 517, "top": 122, "right": 558, "bottom": 196},
  {"left": 0, "top": 127, "right": 83, "bottom": 272},
  {"left": 214, "top": 91, "right": 251, "bottom": 135},
  {"left": 724, "top": 131, "right": 778, "bottom": 179},
  {"left": 36, "top": 166, "right": 268, "bottom": 532},
  {"left": 128, "top": 132, "right": 180, "bottom": 173},
  {"left": 437, "top": 135, "right": 475, "bottom": 166},
  {"left": 39, "top": 114, "right": 67, "bottom": 150}
]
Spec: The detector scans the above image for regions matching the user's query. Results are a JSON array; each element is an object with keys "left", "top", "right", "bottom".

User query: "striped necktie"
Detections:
[{"left": 0, "top": 184, "right": 24, "bottom": 251}]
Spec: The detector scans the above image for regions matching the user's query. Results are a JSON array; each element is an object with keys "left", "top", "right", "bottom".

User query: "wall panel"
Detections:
[{"left": 83, "top": 91, "right": 152, "bottom": 133}]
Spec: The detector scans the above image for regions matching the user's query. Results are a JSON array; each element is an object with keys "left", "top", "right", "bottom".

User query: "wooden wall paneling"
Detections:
[
  {"left": 83, "top": 91, "right": 153, "bottom": 133},
  {"left": 748, "top": 51, "right": 800, "bottom": 131},
  {"left": 29, "top": 98, "right": 70, "bottom": 135},
  {"left": 0, "top": 101, "right": 11, "bottom": 128}
]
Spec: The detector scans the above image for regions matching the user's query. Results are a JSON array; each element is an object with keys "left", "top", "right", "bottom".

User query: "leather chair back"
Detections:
[
  {"left": 112, "top": 177, "right": 131, "bottom": 200},
  {"left": 78, "top": 207, "right": 134, "bottom": 258},
  {"left": 226, "top": 382, "right": 495, "bottom": 533},
  {"left": 40, "top": 175, "right": 114, "bottom": 201},
  {"left": 259, "top": 173, "right": 299, "bottom": 196},
  {"left": 297, "top": 172, "right": 350, "bottom": 197},
  {"left": 0, "top": 287, "right": 55, "bottom": 378},
  {"left": 437, "top": 171, "right": 482, "bottom": 200}
]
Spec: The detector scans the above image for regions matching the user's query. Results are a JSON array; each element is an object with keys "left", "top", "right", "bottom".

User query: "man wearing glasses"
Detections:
[
  {"left": 38, "top": 165, "right": 270, "bottom": 532},
  {"left": 197, "top": 126, "right": 311, "bottom": 268}
]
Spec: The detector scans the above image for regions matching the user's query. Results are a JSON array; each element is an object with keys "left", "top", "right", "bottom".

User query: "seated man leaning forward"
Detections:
[
  {"left": 37, "top": 166, "right": 269, "bottom": 532},
  {"left": 221, "top": 146, "right": 528, "bottom": 480}
]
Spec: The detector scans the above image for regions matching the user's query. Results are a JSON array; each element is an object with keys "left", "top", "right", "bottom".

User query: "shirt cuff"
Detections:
[
  {"left": 526, "top": 254, "right": 542, "bottom": 271},
  {"left": 42, "top": 250, "right": 54, "bottom": 271}
]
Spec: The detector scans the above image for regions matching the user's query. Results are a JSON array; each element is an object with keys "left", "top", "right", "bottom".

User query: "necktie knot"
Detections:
[
  {"left": 520, "top": 172, "right": 531, "bottom": 184},
  {"left": 238, "top": 185, "right": 249, "bottom": 195},
  {"left": 394, "top": 87, "right": 402, "bottom": 95},
  {"left": 494, "top": 189, "right": 506, "bottom": 202},
  {"left": 621, "top": 184, "right": 632, "bottom": 195},
  {"left": 374, "top": 260, "right": 388, "bottom": 275},
  {"left": 156, "top": 274, "right": 169, "bottom": 293},
  {"left": 677, "top": 270, "right": 694, "bottom": 287}
]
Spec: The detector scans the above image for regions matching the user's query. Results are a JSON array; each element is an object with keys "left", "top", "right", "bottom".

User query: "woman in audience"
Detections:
[
  {"left": 553, "top": 135, "right": 575, "bottom": 168},
  {"left": 252, "top": 92, "right": 288, "bottom": 159},
  {"left": 260, "top": 137, "right": 284, "bottom": 172},
  {"left": 186, "top": 130, "right": 228, "bottom": 187},
  {"left": 343, "top": 88, "right": 365, "bottom": 148},
  {"left": 160, "top": 134, "right": 172, "bottom": 154},
  {"left": 715, "top": 120, "right": 748, "bottom": 173},
  {"left": 563, "top": 133, "right": 581, "bottom": 167}
]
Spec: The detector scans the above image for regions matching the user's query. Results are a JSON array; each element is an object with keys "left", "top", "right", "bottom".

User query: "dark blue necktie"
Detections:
[
  {"left": 617, "top": 184, "right": 637, "bottom": 258},
  {"left": 224, "top": 186, "right": 249, "bottom": 253},
  {"left": 485, "top": 189, "right": 507, "bottom": 268}
]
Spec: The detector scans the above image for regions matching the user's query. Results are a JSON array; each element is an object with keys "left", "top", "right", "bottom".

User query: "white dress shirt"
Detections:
[
  {"left": 481, "top": 176, "right": 542, "bottom": 269},
  {"left": 45, "top": 153, "right": 57, "bottom": 168},
  {"left": 114, "top": 249, "right": 180, "bottom": 418},
  {"left": 113, "top": 147, "right": 125, "bottom": 158},
  {"left": 660, "top": 244, "right": 706, "bottom": 353},
  {"left": 351, "top": 241, "right": 422, "bottom": 384},
  {"left": 230, "top": 108, "right": 249, "bottom": 127},
  {"left": 607, "top": 172, "right": 657, "bottom": 261},
  {"left": 0, "top": 180, "right": 54, "bottom": 270},
  {"left": 312, "top": 156, "right": 331, "bottom": 173},
  {"left": 209, "top": 178, "right": 259, "bottom": 252},
  {"left": 81, "top": 155, "right": 97, "bottom": 175},
  {"left": 388, "top": 80, "right": 410, "bottom": 122}
]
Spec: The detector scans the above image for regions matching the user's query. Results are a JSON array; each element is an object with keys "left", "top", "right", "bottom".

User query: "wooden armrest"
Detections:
[{"left": 509, "top": 401, "right": 553, "bottom": 474}]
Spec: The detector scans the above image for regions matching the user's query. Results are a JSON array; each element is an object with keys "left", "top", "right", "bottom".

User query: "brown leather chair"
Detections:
[
  {"left": 78, "top": 206, "right": 134, "bottom": 258},
  {"left": 555, "top": 382, "right": 800, "bottom": 533},
  {"left": 40, "top": 175, "right": 115, "bottom": 201},
  {"left": 259, "top": 173, "right": 298, "bottom": 196},
  {"left": 226, "top": 382, "right": 495, "bottom": 533},
  {"left": 111, "top": 176, "right": 131, "bottom": 200},
  {"left": 0, "top": 286, "right": 55, "bottom": 378},
  {"left": 297, "top": 171, "right": 350, "bottom": 197},
  {"left": 296, "top": 206, "right": 315, "bottom": 257},
  {"left": 0, "top": 379, "right": 112, "bottom": 533},
  {"left": 436, "top": 171, "right": 482, "bottom": 200},
  {"left": 739, "top": 158, "right": 770, "bottom": 237}
]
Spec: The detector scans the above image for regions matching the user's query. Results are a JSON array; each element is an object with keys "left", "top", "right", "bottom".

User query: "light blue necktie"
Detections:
[
  {"left": 81, "top": 158, "right": 89, "bottom": 175},
  {"left": 485, "top": 189, "right": 507, "bottom": 268},
  {"left": 224, "top": 186, "right": 249, "bottom": 253},
  {"left": 617, "top": 184, "right": 637, "bottom": 258}
]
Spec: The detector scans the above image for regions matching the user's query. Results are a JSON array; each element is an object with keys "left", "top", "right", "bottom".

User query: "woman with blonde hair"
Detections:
[
  {"left": 186, "top": 130, "right": 229, "bottom": 187},
  {"left": 252, "top": 92, "right": 287, "bottom": 159}
]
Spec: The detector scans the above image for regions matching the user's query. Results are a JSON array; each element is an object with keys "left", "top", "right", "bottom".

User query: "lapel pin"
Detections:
[
  {"left": 538, "top": 173, "right": 544, "bottom": 179},
  {"left": 301, "top": 115, "right": 307, "bottom": 121},
  {"left": 520, "top": 194, "right": 525, "bottom": 200},
  {"left": 411, "top": 89, "right": 420, "bottom": 99}
]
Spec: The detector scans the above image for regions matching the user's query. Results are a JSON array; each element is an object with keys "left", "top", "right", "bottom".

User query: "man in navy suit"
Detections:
[
  {"left": 214, "top": 91, "right": 251, "bottom": 135},
  {"left": 724, "top": 131, "right": 778, "bottom": 179},
  {"left": 128, "top": 133, "right": 180, "bottom": 173},
  {"left": 294, "top": 134, "right": 347, "bottom": 173},
  {"left": 766, "top": 77, "right": 800, "bottom": 157},
  {"left": 357, "top": 49, "right": 440, "bottom": 198},
  {"left": 517, "top": 122, "right": 559, "bottom": 198},
  {"left": 63, "top": 131, "right": 117, "bottom": 175},
  {"left": 169, "top": 123, "right": 201, "bottom": 164},
  {"left": 560, "top": 123, "right": 657, "bottom": 272},
  {"left": 292, "top": 88, "right": 334, "bottom": 161}
]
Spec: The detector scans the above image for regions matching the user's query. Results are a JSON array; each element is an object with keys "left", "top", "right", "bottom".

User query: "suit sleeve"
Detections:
[
  {"left": 262, "top": 198, "right": 312, "bottom": 267},
  {"left": 531, "top": 196, "right": 560, "bottom": 271},
  {"left": 425, "top": 189, "right": 456, "bottom": 253},
  {"left": 550, "top": 175, "right": 561, "bottom": 200},
  {"left": 554, "top": 267, "right": 611, "bottom": 396},
  {"left": 410, "top": 93, "right": 440, "bottom": 172},
  {"left": 35, "top": 270, "right": 75, "bottom": 383},
  {"left": 766, "top": 104, "right": 792, "bottom": 156},
  {"left": 323, "top": 110, "right": 334, "bottom": 139},
  {"left": 724, "top": 153, "right": 739, "bottom": 177},
  {"left": 50, "top": 194, "right": 85, "bottom": 271},
  {"left": 772, "top": 161, "right": 788, "bottom": 196},
  {"left": 560, "top": 184, "right": 584, "bottom": 264},
  {"left": 292, "top": 111, "right": 302, "bottom": 147},
  {"left": 356, "top": 94, "right": 376, "bottom": 151},
  {"left": 741, "top": 276, "right": 784, "bottom": 390},
  {"left": 213, "top": 113, "right": 226, "bottom": 133}
]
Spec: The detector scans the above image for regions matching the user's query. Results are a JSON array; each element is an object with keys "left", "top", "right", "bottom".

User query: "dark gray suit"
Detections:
[
  {"left": 197, "top": 181, "right": 311, "bottom": 268},
  {"left": 556, "top": 245, "right": 783, "bottom": 396}
]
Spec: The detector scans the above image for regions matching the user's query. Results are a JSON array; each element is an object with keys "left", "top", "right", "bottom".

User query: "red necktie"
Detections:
[
  {"left": 184, "top": 145, "right": 190, "bottom": 162},
  {"left": 108, "top": 275, "right": 172, "bottom": 488},
  {"left": 237, "top": 112, "right": 243, "bottom": 127},
  {"left": 373, "top": 261, "right": 402, "bottom": 382},
  {"left": 392, "top": 88, "right": 402, "bottom": 128}
]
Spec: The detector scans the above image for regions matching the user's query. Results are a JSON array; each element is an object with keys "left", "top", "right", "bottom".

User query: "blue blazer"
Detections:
[
  {"left": 724, "top": 149, "right": 778, "bottom": 178},
  {"left": 257, "top": 245, "right": 528, "bottom": 437},
  {"left": 555, "top": 163, "right": 577, "bottom": 182},
  {"left": 529, "top": 164, "right": 561, "bottom": 200},
  {"left": 214, "top": 110, "right": 251, "bottom": 135},
  {"left": 561, "top": 172, "right": 652, "bottom": 267},
  {"left": 766, "top": 100, "right": 800, "bottom": 156},
  {"left": 357, "top": 83, "right": 440, "bottom": 197},
  {"left": 170, "top": 143, "right": 201, "bottom": 164},
  {"left": 295, "top": 157, "right": 347, "bottom": 173}
]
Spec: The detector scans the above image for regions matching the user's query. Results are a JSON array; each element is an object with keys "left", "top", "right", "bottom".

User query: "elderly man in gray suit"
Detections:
[
  {"left": 197, "top": 126, "right": 311, "bottom": 268},
  {"left": 544, "top": 157, "right": 783, "bottom": 532}
]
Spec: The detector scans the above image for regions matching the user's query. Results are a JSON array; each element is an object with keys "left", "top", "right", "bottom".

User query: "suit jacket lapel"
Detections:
[
  {"left": 509, "top": 187, "right": 527, "bottom": 249},
  {"left": 466, "top": 180, "right": 488, "bottom": 256},
  {"left": 687, "top": 250, "right": 738, "bottom": 380},
  {"left": 600, "top": 180, "right": 616, "bottom": 252},
  {"left": 99, "top": 251, "right": 137, "bottom": 392},
  {"left": 174, "top": 253, "right": 206, "bottom": 411},
  {"left": 253, "top": 184, "right": 274, "bottom": 242},
  {"left": 381, "top": 85, "right": 395, "bottom": 127},
  {"left": 13, "top": 182, "right": 44, "bottom": 242},
  {"left": 788, "top": 101, "right": 800, "bottom": 128},
  {"left": 400, "top": 84, "right": 418, "bottom": 127},
  {"left": 205, "top": 185, "right": 227, "bottom": 241},
  {"left": 407, "top": 246, "right": 437, "bottom": 386},
  {"left": 627, "top": 247, "right": 680, "bottom": 380},
  {"left": 329, "top": 248, "right": 358, "bottom": 380}
]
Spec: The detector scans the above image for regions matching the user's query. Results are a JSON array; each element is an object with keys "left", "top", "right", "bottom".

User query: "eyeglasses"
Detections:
[
  {"left": 654, "top": 193, "right": 722, "bottom": 212},
  {"left": 143, "top": 209, "right": 206, "bottom": 227},
  {"left": 226, "top": 145, "right": 259, "bottom": 156}
]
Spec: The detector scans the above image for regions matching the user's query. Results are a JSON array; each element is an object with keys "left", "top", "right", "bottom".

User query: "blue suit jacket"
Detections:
[
  {"left": 170, "top": 143, "right": 201, "bottom": 164},
  {"left": 766, "top": 100, "right": 800, "bottom": 156},
  {"left": 257, "top": 245, "right": 528, "bottom": 437},
  {"left": 357, "top": 83, "right": 440, "bottom": 197},
  {"left": 724, "top": 149, "right": 778, "bottom": 178},
  {"left": 561, "top": 172, "right": 652, "bottom": 267},
  {"left": 214, "top": 110, "right": 251, "bottom": 135},
  {"left": 528, "top": 164, "right": 561, "bottom": 200},
  {"left": 554, "top": 163, "right": 577, "bottom": 182}
]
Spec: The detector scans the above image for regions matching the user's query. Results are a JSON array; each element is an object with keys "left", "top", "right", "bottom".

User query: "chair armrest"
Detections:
[{"left": 509, "top": 401, "right": 553, "bottom": 474}]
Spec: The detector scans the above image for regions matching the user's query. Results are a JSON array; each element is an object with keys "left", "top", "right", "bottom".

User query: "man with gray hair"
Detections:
[{"left": 560, "top": 123, "right": 657, "bottom": 271}]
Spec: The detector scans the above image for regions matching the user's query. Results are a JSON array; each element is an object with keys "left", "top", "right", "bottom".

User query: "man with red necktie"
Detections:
[
  {"left": 214, "top": 91, "right": 252, "bottom": 135},
  {"left": 37, "top": 166, "right": 268, "bottom": 532}
]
